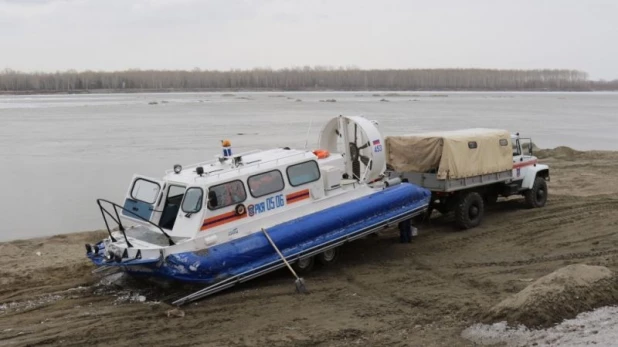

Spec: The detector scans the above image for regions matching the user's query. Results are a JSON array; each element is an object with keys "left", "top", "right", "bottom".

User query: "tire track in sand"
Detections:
[{"left": 417, "top": 196, "right": 618, "bottom": 254}]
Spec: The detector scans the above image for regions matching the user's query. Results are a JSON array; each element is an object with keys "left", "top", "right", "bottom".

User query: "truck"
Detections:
[{"left": 384, "top": 128, "right": 550, "bottom": 229}]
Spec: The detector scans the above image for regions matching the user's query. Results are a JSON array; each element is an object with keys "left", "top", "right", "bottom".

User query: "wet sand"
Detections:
[{"left": 2, "top": 147, "right": 618, "bottom": 347}]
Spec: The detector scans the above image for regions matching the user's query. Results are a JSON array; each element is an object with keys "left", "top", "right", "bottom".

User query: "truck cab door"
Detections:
[
  {"left": 512, "top": 138, "right": 524, "bottom": 179},
  {"left": 519, "top": 137, "right": 535, "bottom": 160},
  {"left": 122, "top": 175, "right": 165, "bottom": 225},
  {"left": 512, "top": 138, "right": 523, "bottom": 162}
]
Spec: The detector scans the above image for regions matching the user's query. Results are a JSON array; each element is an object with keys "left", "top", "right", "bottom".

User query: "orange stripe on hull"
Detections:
[
  {"left": 201, "top": 211, "right": 247, "bottom": 231},
  {"left": 286, "top": 189, "right": 310, "bottom": 204}
]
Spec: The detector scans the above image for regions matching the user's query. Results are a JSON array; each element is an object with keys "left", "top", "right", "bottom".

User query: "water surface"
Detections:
[{"left": 1, "top": 91, "right": 617, "bottom": 241}]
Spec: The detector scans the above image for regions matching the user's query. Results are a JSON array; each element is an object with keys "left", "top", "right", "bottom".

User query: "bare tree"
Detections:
[{"left": 0, "top": 67, "right": 606, "bottom": 93}]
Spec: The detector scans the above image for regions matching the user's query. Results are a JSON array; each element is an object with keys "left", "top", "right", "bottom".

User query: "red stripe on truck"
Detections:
[{"left": 513, "top": 159, "right": 537, "bottom": 169}]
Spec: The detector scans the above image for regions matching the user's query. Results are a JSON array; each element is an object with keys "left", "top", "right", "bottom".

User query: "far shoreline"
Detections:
[{"left": 2, "top": 88, "right": 618, "bottom": 96}]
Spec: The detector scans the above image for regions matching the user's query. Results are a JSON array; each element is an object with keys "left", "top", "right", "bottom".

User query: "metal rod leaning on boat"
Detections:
[{"left": 261, "top": 228, "right": 308, "bottom": 294}]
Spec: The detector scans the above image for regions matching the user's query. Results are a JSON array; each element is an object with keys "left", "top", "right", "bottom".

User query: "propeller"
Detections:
[{"left": 349, "top": 123, "right": 373, "bottom": 179}]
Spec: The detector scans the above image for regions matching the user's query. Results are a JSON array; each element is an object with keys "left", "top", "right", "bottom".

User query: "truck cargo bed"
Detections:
[{"left": 396, "top": 170, "right": 512, "bottom": 192}]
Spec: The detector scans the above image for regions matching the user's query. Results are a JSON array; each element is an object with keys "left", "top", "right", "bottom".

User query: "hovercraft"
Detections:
[{"left": 86, "top": 115, "right": 430, "bottom": 304}]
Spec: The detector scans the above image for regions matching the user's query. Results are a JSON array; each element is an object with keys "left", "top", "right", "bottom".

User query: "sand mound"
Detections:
[
  {"left": 535, "top": 146, "right": 582, "bottom": 160},
  {"left": 535, "top": 146, "right": 618, "bottom": 163},
  {"left": 484, "top": 264, "right": 618, "bottom": 328}
]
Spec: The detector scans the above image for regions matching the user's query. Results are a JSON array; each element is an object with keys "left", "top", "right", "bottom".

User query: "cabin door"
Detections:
[
  {"left": 122, "top": 175, "right": 165, "bottom": 225},
  {"left": 171, "top": 185, "right": 206, "bottom": 238}
]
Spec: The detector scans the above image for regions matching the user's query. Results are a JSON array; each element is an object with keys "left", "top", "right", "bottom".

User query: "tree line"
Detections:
[{"left": 0, "top": 67, "right": 615, "bottom": 93}]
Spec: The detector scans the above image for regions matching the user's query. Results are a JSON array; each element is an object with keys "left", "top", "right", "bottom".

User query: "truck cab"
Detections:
[{"left": 510, "top": 133, "right": 550, "bottom": 190}]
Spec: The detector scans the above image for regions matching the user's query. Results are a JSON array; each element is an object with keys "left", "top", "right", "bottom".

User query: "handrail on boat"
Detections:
[
  {"left": 96, "top": 199, "right": 175, "bottom": 247},
  {"left": 165, "top": 149, "right": 263, "bottom": 174},
  {"left": 212, "top": 151, "right": 311, "bottom": 179}
]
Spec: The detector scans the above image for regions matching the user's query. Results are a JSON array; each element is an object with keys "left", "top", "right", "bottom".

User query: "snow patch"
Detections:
[
  {"left": 462, "top": 306, "right": 618, "bottom": 347},
  {"left": 0, "top": 294, "right": 63, "bottom": 313},
  {"left": 114, "top": 292, "right": 147, "bottom": 304}
]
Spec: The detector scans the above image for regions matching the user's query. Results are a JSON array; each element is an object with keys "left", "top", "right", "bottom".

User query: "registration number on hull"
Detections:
[{"left": 248, "top": 194, "right": 285, "bottom": 217}]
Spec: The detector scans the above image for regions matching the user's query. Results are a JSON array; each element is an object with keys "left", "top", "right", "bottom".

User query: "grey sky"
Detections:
[{"left": 1, "top": 0, "right": 617, "bottom": 80}]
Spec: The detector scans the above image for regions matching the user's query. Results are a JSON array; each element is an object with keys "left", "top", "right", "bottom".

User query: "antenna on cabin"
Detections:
[{"left": 304, "top": 119, "right": 313, "bottom": 150}]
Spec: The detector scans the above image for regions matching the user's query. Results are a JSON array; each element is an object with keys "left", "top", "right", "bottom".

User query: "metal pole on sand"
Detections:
[{"left": 261, "top": 228, "right": 309, "bottom": 294}]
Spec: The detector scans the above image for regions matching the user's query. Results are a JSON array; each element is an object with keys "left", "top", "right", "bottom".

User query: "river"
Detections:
[{"left": 1, "top": 91, "right": 617, "bottom": 241}]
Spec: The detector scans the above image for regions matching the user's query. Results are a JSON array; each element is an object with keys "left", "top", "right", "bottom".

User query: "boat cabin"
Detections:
[{"left": 121, "top": 144, "right": 346, "bottom": 241}]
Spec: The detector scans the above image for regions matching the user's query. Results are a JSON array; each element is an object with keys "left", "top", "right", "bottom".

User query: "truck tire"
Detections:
[
  {"left": 455, "top": 191, "right": 484, "bottom": 230},
  {"left": 524, "top": 177, "right": 548, "bottom": 208}
]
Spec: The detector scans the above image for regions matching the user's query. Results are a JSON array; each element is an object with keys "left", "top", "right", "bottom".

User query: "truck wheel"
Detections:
[
  {"left": 524, "top": 177, "right": 548, "bottom": 208},
  {"left": 292, "top": 256, "right": 315, "bottom": 274},
  {"left": 455, "top": 191, "right": 484, "bottom": 230},
  {"left": 317, "top": 248, "right": 339, "bottom": 266}
]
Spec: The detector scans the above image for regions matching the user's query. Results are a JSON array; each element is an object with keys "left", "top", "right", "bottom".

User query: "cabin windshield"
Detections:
[{"left": 182, "top": 187, "right": 204, "bottom": 213}]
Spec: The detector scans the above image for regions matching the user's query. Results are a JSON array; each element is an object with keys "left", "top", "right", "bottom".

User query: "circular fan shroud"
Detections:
[{"left": 317, "top": 116, "right": 386, "bottom": 183}]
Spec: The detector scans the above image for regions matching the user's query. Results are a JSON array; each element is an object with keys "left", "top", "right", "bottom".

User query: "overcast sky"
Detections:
[{"left": 1, "top": 0, "right": 617, "bottom": 79}]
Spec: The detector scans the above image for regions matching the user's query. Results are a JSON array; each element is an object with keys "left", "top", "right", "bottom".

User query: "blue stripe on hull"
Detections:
[{"left": 90, "top": 183, "right": 430, "bottom": 283}]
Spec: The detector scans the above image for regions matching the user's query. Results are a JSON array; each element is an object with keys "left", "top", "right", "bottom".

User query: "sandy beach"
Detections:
[{"left": 2, "top": 146, "right": 618, "bottom": 346}]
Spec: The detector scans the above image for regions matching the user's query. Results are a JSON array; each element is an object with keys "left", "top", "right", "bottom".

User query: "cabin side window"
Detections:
[
  {"left": 247, "top": 170, "right": 285, "bottom": 198},
  {"left": 181, "top": 187, "right": 203, "bottom": 213},
  {"left": 207, "top": 180, "right": 247, "bottom": 210},
  {"left": 287, "top": 160, "right": 321, "bottom": 187}
]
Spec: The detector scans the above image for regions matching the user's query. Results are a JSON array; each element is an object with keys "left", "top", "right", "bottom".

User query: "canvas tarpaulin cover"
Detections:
[{"left": 385, "top": 128, "right": 513, "bottom": 180}]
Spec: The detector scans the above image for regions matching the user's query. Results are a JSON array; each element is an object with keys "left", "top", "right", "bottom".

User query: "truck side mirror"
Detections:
[{"left": 207, "top": 191, "right": 218, "bottom": 209}]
